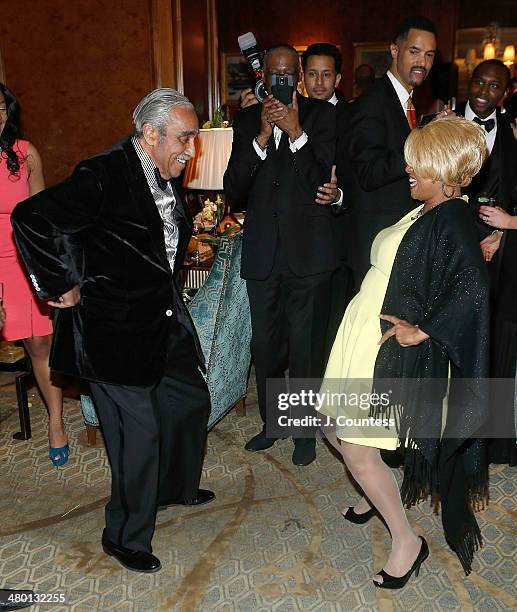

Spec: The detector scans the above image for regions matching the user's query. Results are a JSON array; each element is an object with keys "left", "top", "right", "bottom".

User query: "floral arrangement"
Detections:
[
  {"left": 201, "top": 194, "right": 224, "bottom": 224},
  {"left": 202, "top": 107, "right": 229, "bottom": 129}
]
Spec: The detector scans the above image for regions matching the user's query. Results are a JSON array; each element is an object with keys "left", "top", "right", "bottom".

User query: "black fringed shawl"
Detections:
[{"left": 372, "top": 198, "right": 490, "bottom": 574}]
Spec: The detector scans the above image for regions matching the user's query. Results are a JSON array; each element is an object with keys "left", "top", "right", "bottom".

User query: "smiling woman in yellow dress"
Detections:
[{"left": 319, "top": 117, "right": 489, "bottom": 588}]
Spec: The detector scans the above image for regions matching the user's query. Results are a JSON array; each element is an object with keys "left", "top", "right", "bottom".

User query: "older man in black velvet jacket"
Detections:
[{"left": 11, "top": 89, "right": 214, "bottom": 574}]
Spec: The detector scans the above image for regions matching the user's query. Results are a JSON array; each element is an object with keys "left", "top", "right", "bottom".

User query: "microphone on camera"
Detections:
[{"left": 237, "top": 32, "right": 268, "bottom": 102}]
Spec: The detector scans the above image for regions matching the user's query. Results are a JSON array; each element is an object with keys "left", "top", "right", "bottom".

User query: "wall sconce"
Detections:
[
  {"left": 503, "top": 45, "right": 515, "bottom": 67},
  {"left": 483, "top": 43, "right": 496, "bottom": 60},
  {"left": 465, "top": 48, "right": 477, "bottom": 76}
]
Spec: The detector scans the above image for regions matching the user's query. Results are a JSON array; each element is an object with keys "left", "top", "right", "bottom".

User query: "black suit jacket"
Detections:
[
  {"left": 339, "top": 74, "right": 413, "bottom": 276},
  {"left": 330, "top": 96, "right": 352, "bottom": 261},
  {"left": 223, "top": 93, "right": 337, "bottom": 280},
  {"left": 11, "top": 137, "right": 202, "bottom": 386}
]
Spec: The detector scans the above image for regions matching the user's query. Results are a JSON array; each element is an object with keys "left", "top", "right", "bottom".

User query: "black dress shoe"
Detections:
[
  {"left": 0, "top": 590, "right": 34, "bottom": 610},
  {"left": 158, "top": 489, "right": 215, "bottom": 511},
  {"left": 102, "top": 531, "right": 161, "bottom": 573},
  {"left": 245, "top": 430, "right": 282, "bottom": 451},
  {"left": 292, "top": 443, "right": 316, "bottom": 466}
]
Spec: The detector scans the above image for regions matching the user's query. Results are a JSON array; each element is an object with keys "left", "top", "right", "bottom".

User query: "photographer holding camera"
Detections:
[{"left": 224, "top": 44, "right": 337, "bottom": 466}]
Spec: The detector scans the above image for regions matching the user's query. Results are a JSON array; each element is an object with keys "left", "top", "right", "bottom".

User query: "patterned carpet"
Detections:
[{"left": 0, "top": 371, "right": 516, "bottom": 611}]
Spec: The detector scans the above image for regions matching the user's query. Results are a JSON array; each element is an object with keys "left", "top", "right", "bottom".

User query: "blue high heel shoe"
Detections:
[{"left": 49, "top": 443, "right": 69, "bottom": 467}]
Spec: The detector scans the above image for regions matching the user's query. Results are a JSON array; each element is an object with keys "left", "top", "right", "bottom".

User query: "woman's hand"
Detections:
[
  {"left": 479, "top": 205, "right": 515, "bottom": 230},
  {"left": 378, "top": 314, "right": 429, "bottom": 347},
  {"left": 434, "top": 105, "right": 457, "bottom": 121},
  {"left": 480, "top": 231, "right": 502, "bottom": 261},
  {"left": 48, "top": 285, "right": 81, "bottom": 308}
]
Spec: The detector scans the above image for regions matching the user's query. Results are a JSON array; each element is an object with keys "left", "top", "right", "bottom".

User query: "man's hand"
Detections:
[
  {"left": 240, "top": 88, "right": 259, "bottom": 108},
  {"left": 266, "top": 90, "right": 303, "bottom": 141},
  {"left": 378, "top": 314, "right": 429, "bottom": 347},
  {"left": 480, "top": 231, "right": 502, "bottom": 262},
  {"left": 48, "top": 285, "right": 81, "bottom": 309},
  {"left": 316, "top": 165, "right": 338, "bottom": 205},
  {"left": 256, "top": 95, "right": 275, "bottom": 149}
]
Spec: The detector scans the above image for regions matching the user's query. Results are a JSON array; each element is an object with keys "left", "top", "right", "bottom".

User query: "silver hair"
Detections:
[{"left": 132, "top": 88, "right": 194, "bottom": 138}]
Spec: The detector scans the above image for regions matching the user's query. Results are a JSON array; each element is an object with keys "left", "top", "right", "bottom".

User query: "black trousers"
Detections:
[
  {"left": 246, "top": 246, "right": 332, "bottom": 448},
  {"left": 90, "top": 320, "right": 210, "bottom": 552}
]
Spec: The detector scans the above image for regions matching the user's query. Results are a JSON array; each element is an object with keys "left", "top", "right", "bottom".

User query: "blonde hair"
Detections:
[{"left": 404, "top": 117, "right": 487, "bottom": 187}]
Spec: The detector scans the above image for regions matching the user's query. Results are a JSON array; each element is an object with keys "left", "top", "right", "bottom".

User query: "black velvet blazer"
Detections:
[
  {"left": 11, "top": 137, "right": 201, "bottom": 386},
  {"left": 223, "top": 94, "right": 338, "bottom": 280}
]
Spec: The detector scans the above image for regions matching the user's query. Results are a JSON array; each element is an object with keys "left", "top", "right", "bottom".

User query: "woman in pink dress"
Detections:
[{"left": 0, "top": 83, "right": 67, "bottom": 466}]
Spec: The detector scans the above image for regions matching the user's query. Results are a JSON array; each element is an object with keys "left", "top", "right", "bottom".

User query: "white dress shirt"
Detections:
[
  {"left": 253, "top": 127, "right": 307, "bottom": 159},
  {"left": 386, "top": 70, "right": 414, "bottom": 113},
  {"left": 465, "top": 101, "right": 497, "bottom": 155},
  {"left": 252, "top": 92, "right": 342, "bottom": 206}
]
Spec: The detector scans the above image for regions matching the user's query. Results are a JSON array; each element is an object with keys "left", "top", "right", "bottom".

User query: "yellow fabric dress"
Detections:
[{"left": 319, "top": 205, "right": 422, "bottom": 449}]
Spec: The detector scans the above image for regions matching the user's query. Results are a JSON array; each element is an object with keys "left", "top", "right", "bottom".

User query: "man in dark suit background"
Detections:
[
  {"left": 224, "top": 44, "right": 337, "bottom": 466},
  {"left": 12, "top": 89, "right": 214, "bottom": 573},
  {"left": 422, "top": 60, "right": 516, "bottom": 263},
  {"left": 299, "top": 42, "right": 355, "bottom": 366},
  {"left": 463, "top": 61, "right": 515, "bottom": 213},
  {"left": 444, "top": 60, "right": 517, "bottom": 468},
  {"left": 342, "top": 16, "right": 437, "bottom": 287},
  {"left": 423, "top": 60, "right": 514, "bottom": 207},
  {"left": 350, "top": 64, "right": 376, "bottom": 101}
]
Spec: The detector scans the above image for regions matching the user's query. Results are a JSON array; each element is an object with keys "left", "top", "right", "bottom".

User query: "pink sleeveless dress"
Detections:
[{"left": 0, "top": 139, "right": 52, "bottom": 341}]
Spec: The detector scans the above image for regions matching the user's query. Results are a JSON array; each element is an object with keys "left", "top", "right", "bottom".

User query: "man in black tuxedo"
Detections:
[
  {"left": 422, "top": 60, "right": 516, "bottom": 258},
  {"left": 466, "top": 61, "right": 515, "bottom": 215},
  {"left": 299, "top": 42, "right": 354, "bottom": 365},
  {"left": 431, "top": 61, "right": 516, "bottom": 468},
  {"left": 12, "top": 89, "right": 214, "bottom": 573},
  {"left": 342, "top": 16, "right": 437, "bottom": 287},
  {"left": 224, "top": 44, "right": 337, "bottom": 466}
]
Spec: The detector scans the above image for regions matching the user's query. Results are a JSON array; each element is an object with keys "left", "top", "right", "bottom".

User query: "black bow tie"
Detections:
[
  {"left": 154, "top": 167, "right": 170, "bottom": 191},
  {"left": 473, "top": 117, "right": 496, "bottom": 133}
]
